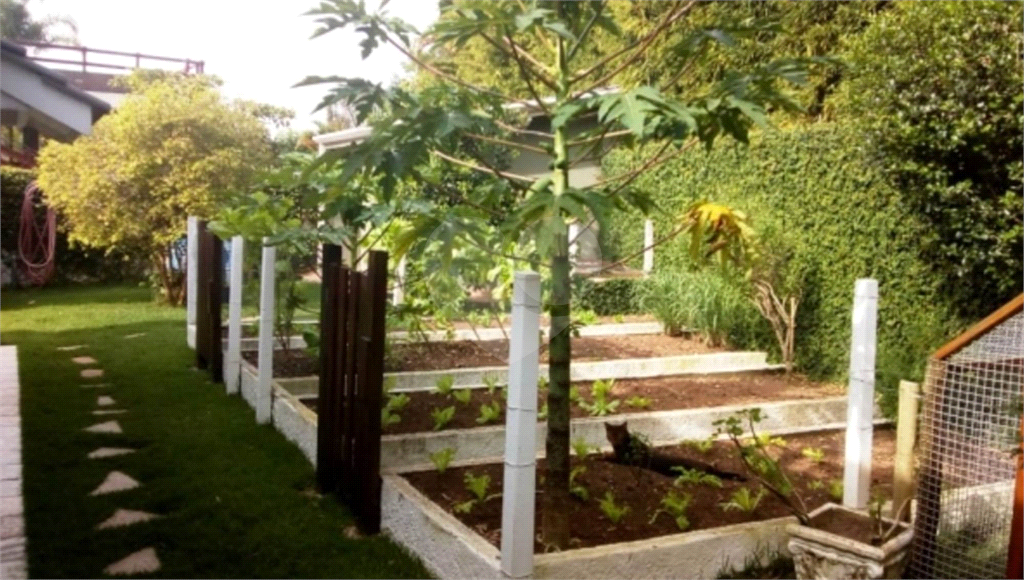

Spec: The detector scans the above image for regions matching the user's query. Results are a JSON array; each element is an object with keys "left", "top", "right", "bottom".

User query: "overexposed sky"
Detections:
[{"left": 30, "top": 0, "right": 440, "bottom": 131}]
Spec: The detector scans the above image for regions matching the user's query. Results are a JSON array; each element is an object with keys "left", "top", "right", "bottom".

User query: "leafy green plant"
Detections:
[
  {"left": 537, "top": 375, "right": 549, "bottom": 393},
  {"left": 381, "top": 407, "right": 401, "bottom": 428},
  {"left": 807, "top": 480, "right": 824, "bottom": 491},
  {"left": 671, "top": 466, "right": 723, "bottom": 488},
  {"left": 613, "top": 314, "right": 625, "bottom": 324},
  {"left": 569, "top": 385, "right": 582, "bottom": 404},
  {"left": 386, "top": 392, "right": 410, "bottom": 412},
  {"left": 482, "top": 373, "right": 499, "bottom": 396},
  {"left": 572, "top": 438, "right": 594, "bottom": 460},
  {"left": 829, "top": 480, "right": 844, "bottom": 501},
  {"left": 682, "top": 437, "right": 715, "bottom": 454},
  {"left": 453, "top": 389, "right": 472, "bottom": 405},
  {"left": 574, "top": 309, "right": 599, "bottom": 326},
  {"left": 598, "top": 492, "right": 630, "bottom": 525},
  {"left": 430, "top": 447, "right": 456, "bottom": 474},
  {"left": 433, "top": 375, "right": 455, "bottom": 397},
  {"left": 625, "top": 396, "right": 652, "bottom": 410},
  {"left": 714, "top": 409, "right": 810, "bottom": 524},
  {"left": 538, "top": 402, "right": 548, "bottom": 420},
  {"left": 801, "top": 447, "right": 825, "bottom": 463},
  {"left": 476, "top": 401, "right": 501, "bottom": 425},
  {"left": 720, "top": 487, "right": 766, "bottom": 513},
  {"left": 649, "top": 490, "right": 692, "bottom": 530},
  {"left": 750, "top": 433, "right": 787, "bottom": 448},
  {"left": 431, "top": 406, "right": 456, "bottom": 431},
  {"left": 579, "top": 379, "right": 620, "bottom": 417},
  {"left": 464, "top": 472, "right": 491, "bottom": 502},
  {"left": 453, "top": 500, "right": 476, "bottom": 514},
  {"left": 569, "top": 465, "right": 589, "bottom": 501}
]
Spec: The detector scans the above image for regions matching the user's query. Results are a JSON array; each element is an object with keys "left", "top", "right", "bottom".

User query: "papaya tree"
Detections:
[{"left": 301, "top": 0, "right": 812, "bottom": 547}]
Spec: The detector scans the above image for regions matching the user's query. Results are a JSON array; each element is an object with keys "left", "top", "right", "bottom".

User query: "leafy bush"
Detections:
[
  {"left": 635, "top": 268, "right": 765, "bottom": 348},
  {"left": 604, "top": 125, "right": 967, "bottom": 411},
  {"left": 837, "top": 1, "right": 1023, "bottom": 321},
  {"left": 571, "top": 277, "right": 641, "bottom": 316}
]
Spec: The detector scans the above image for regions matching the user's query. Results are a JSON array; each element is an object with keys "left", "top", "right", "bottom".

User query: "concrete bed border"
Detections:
[
  {"left": 238, "top": 356, "right": 859, "bottom": 473},
  {"left": 275, "top": 350, "right": 783, "bottom": 395},
  {"left": 381, "top": 474, "right": 794, "bottom": 579},
  {"left": 226, "top": 320, "right": 666, "bottom": 352}
]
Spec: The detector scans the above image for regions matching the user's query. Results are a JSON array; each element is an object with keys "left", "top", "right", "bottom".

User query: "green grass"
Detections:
[{"left": 0, "top": 284, "right": 429, "bottom": 578}]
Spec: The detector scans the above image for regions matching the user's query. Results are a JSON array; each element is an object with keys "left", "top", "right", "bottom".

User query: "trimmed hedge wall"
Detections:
[
  {"left": 1, "top": 166, "right": 144, "bottom": 285},
  {"left": 571, "top": 277, "right": 642, "bottom": 316},
  {"left": 603, "top": 124, "right": 968, "bottom": 413}
]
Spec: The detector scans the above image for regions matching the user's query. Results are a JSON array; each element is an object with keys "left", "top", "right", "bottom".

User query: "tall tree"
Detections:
[
  {"left": 0, "top": 0, "right": 78, "bottom": 44},
  {"left": 36, "top": 73, "right": 273, "bottom": 304},
  {"left": 302, "top": 0, "right": 807, "bottom": 546}
]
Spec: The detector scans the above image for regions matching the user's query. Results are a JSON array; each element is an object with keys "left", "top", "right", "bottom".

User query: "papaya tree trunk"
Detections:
[{"left": 542, "top": 35, "right": 572, "bottom": 547}]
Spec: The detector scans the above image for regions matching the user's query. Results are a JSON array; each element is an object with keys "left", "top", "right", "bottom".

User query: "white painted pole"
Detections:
[
  {"left": 392, "top": 255, "right": 406, "bottom": 306},
  {"left": 186, "top": 216, "right": 198, "bottom": 348},
  {"left": 225, "top": 236, "right": 244, "bottom": 395},
  {"left": 643, "top": 219, "right": 655, "bottom": 274},
  {"left": 256, "top": 239, "right": 276, "bottom": 424},
  {"left": 568, "top": 222, "right": 580, "bottom": 262},
  {"left": 501, "top": 271, "right": 541, "bottom": 579},
  {"left": 843, "top": 278, "right": 878, "bottom": 508}
]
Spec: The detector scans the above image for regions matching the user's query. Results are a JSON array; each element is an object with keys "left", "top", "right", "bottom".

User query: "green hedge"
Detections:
[
  {"left": 603, "top": 124, "right": 968, "bottom": 414},
  {"left": 571, "top": 277, "right": 642, "bottom": 316},
  {"left": 1, "top": 166, "right": 145, "bottom": 285}
]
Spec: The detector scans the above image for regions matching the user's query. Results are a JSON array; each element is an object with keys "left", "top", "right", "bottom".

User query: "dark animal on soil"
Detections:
[{"left": 604, "top": 421, "right": 745, "bottom": 481}]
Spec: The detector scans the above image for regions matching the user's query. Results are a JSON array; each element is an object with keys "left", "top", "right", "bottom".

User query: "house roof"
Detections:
[{"left": 1, "top": 40, "right": 111, "bottom": 117}]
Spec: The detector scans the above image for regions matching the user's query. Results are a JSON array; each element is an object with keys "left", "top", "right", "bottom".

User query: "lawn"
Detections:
[{"left": 0, "top": 284, "right": 429, "bottom": 578}]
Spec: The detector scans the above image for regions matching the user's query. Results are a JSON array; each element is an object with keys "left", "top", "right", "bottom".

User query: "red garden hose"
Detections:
[{"left": 18, "top": 181, "right": 56, "bottom": 286}]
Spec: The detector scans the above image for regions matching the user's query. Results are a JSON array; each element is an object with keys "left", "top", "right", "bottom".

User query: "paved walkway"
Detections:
[{"left": 0, "top": 346, "right": 26, "bottom": 580}]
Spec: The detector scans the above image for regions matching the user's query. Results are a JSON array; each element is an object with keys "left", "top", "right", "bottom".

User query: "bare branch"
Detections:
[
  {"left": 465, "top": 132, "right": 549, "bottom": 154},
  {"left": 566, "top": 129, "right": 632, "bottom": 148},
  {"left": 588, "top": 139, "right": 694, "bottom": 194},
  {"left": 496, "top": 31, "right": 554, "bottom": 117},
  {"left": 581, "top": 221, "right": 687, "bottom": 279},
  {"left": 495, "top": 119, "right": 553, "bottom": 141},
  {"left": 566, "top": 1, "right": 606, "bottom": 62},
  {"left": 569, "top": 0, "right": 699, "bottom": 97},
  {"left": 431, "top": 149, "right": 537, "bottom": 184}
]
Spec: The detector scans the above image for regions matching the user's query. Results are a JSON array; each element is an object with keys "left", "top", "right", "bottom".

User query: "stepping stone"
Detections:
[
  {"left": 84, "top": 421, "right": 122, "bottom": 434},
  {"left": 88, "top": 448, "right": 135, "bottom": 460},
  {"left": 97, "top": 396, "right": 116, "bottom": 407},
  {"left": 92, "top": 410, "right": 127, "bottom": 416},
  {"left": 90, "top": 471, "right": 139, "bottom": 496},
  {"left": 81, "top": 383, "right": 111, "bottom": 389},
  {"left": 96, "top": 509, "right": 159, "bottom": 530},
  {"left": 56, "top": 345, "right": 86, "bottom": 351},
  {"left": 81, "top": 369, "right": 104, "bottom": 379},
  {"left": 123, "top": 333, "right": 146, "bottom": 339},
  {"left": 103, "top": 547, "right": 160, "bottom": 575},
  {"left": 72, "top": 356, "right": 98, "bottom": 365}
]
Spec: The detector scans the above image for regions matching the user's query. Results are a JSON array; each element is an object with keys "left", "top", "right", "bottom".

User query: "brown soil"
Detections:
[
  {"left": 403, "top": 427, "right": 896, "bottom": 552},
  {"left": 808, "top": 507, "right": 887, "bottom": 545},
  {"left": 303, "top": 372, "right": 842, "bottom": 435},
  {"left": 246, "top": 333, "right": 720, "bottom": 376}
]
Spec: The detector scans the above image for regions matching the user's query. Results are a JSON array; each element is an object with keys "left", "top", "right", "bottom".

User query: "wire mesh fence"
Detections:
[{"left": 908, "top": 310, "right": 1023, "bottom": 579}]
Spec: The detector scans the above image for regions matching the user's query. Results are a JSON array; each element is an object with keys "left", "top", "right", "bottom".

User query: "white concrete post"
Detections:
[
  {"left": 392, "top": 255, "right": 406, "bottom": 306},
  {"left": 501, "top": 271, "right": 541, "bottom": 579},
  {"left": 568, "top": 222, "right": 580, "bottom": 261},
  {"left": 256, "top": 239, "right": 276, "bottom": 424},
  {"left": 225, "top": 236, "right": 244, "bottom": 395},
  {"left": 643, "top": 219, "right": 655, "bottom": 274},
  {"left": 843, "top": 278, "right": 878, "bottom": 508},
  {"left": 186, "top": 216, "right": 198, "bottom": 348}
]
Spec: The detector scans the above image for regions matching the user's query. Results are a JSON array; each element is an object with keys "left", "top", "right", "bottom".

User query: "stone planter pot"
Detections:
[{"left": 786, "top": 504, "right": 913, "bottom": 580}]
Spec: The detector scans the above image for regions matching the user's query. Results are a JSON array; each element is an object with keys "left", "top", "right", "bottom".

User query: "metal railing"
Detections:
[{"left": 13, "top": 40, "right": 203, "bottom": 74}]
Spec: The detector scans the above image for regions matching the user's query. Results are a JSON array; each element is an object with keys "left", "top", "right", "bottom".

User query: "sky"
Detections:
[{"left": 30, "top": 0, "right": 440, "bottom": 132}]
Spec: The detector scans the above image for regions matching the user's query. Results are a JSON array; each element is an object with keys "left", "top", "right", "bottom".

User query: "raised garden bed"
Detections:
[
  {"left": 243, "top": 333, "right": 719, "bottom": 376},
  {"left": 302, "top": 372, "right": 843, "bottom": 436},
  {"left": 402, "top": 427, "right": 896, "bottom": 552}
]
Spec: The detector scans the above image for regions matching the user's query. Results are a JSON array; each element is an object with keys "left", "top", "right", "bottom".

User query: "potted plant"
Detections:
[{"left": 715, "top": 410, "right": 914, "bottom": 580}]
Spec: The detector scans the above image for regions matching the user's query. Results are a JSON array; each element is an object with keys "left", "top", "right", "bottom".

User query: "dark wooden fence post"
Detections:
[
  {"left": 317, "top": 244, "right": 341, "bottom": 492},
  {"left": 314, "top": 247, "right": 388, "bottom": 534},
  {"left": 193, "top": 221, "right": 223, "bottom": 382}
]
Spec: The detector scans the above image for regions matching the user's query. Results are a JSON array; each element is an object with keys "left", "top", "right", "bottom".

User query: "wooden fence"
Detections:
[
  {"left": 317, "top": 245, "right": 388, "bottom": 533},
  {"left": 194, "top": 220, "right": 223, "bottom": 382}
]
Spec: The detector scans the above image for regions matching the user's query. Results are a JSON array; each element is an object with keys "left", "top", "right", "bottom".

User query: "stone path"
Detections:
[
  {"left": 0, "top": 346, "right": 26, "bottom": 580},
  {"left": 72, "top": 349, "right": 163, "bottom": 574}
]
